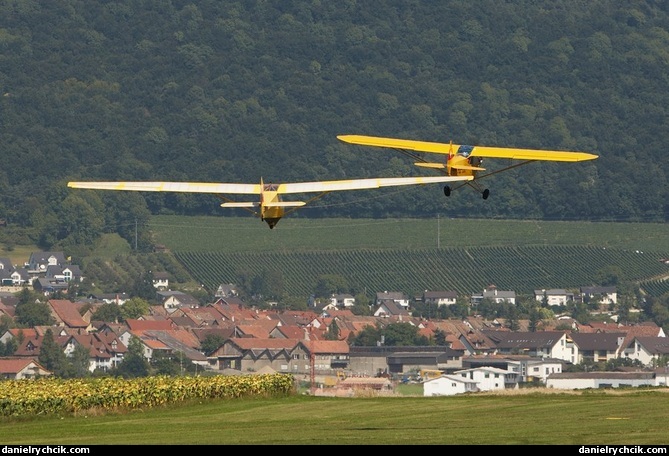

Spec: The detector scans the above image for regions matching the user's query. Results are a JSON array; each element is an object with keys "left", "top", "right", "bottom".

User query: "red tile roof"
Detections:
[
  {"left": 48, "top": 299, "right": 89, "bottom": 328},
  {"left": 125, "top": 319, "right": 175, "bottom": 331},
  {"left": 0, "top": 358, "right": 46, "bottom": 374}
]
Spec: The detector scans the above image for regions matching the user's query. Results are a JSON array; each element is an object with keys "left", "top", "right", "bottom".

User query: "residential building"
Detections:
[
  {"left": 534, "top": 289, "right": 572, "bottom": 306},
  {"left": 471, "top": 285, "right": 516, "bottom": 305},
  {"left": 0, "top": 358, "right": 52, "bottom": 380},
  {"left": 461, "top": 354, "right": 564, "bottom": 383},
  {"left": 329, "top": 293, "right": 355, "bottom": 308},
  {"left": 28, "top": 251, "right": 66, "bottom": 274},
  {"left": 453, "top": 366, "right": 519, "bottom": 391},
  {"left": 156, "top": 290, "right": 200, "bottom": 313},
  {"left": 623, "top": 336, "right": 669, "bottom": 367},
  {"left": 48, "top": 299, "right": 91, "bottom": 332},
  {"left": 423, "top": 374, "right": 478, "bottom": 396},
  {"left": 152, "top": 272, "right": 170, "bottom": 290},
  {"left": 375, "top": 291, "right": 409, "bottom": 309},
  {"left": 579, "top": 286, "right": 617, "bottom": 306},
  {"left": 482, "top": 330, "right": 573, "bottom": 362},
  {"left": 423, "top": 290, "right": 458, "bottom": 307},
  {"left": 569, "top": 332, "right": 626, "bottom": 364},
  {"left": 374, "top": 300, "right": 411, "bottom": 318}
]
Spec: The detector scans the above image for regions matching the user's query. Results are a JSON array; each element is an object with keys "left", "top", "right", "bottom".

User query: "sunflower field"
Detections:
[{"left": 0, "top": 373, "right": 296, "bottom": 417}]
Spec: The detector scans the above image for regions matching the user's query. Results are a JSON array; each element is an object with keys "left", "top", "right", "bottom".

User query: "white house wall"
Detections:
[
  {"left": 549, "top": 334, "right": 572, "bottom": 361},
  {"left": 424, "top": 375, "right": 477, "bottom": 396},
  {"left": 454, "top": 368, "right": 510, "bottom": 391}
]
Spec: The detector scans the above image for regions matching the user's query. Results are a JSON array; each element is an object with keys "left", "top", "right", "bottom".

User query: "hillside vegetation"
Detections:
[
  {"left": 149, "top": 216, "right": 669, "bottom": 298},
  {"left": 2, "top": 2, "right": 669, "bottom": 256}
]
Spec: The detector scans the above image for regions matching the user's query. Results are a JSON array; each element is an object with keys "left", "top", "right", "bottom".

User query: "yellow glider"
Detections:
[
  {"left": 67, "top": 175, "right": 472, "bottom": 229},
  {"left": 338, "top": 135, "right": 598, "bottom": 199}
]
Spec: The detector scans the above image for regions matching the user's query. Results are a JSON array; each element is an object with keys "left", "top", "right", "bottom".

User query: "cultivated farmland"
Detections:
[{"left": 149, "top": 216, "right": 669, "bottom": 298}]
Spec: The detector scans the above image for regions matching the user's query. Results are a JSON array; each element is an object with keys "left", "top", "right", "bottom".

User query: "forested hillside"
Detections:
[{"left": 1, "top": 1, "right": 668, "bottom": 254}]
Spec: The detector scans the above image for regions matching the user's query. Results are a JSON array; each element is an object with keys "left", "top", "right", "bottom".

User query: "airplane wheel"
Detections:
[
  {"left": 482, "top": 189, "right": 490, "bottom": 200},
  {"left": 443, "top": 186, "right": 451, "bottom": 197}
]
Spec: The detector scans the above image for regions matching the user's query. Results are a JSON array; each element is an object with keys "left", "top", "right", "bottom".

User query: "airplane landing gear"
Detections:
[
  {"left": 444, "top": 186, "right": 451, "bottom": 197},
  {"left": 482, "top": 189, "right": 490, "bottom": 200}
]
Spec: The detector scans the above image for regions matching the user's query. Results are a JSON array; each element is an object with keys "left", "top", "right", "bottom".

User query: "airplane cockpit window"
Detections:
[{"left": 458, "top": 145, "right": 474, "bottom": 157}]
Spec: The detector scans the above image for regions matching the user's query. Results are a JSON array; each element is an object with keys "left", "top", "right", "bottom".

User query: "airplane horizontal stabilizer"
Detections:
[
  {"left": 415, "top": 162, "right": 447, "bottom": 169},
  {"left": 220, "top": 202, "right": 257, "bottom": 208},
  {"left": 264, "top": 201, "right": 307, "bottom": 208}
]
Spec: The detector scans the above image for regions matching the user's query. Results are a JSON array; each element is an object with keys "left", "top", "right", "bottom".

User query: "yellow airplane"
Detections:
[
  {"left": 337, "top": 135, "right": 598, "bottom": 200},
  {"left": 67, "top": 175, "right": 473, "bottom": 229}
]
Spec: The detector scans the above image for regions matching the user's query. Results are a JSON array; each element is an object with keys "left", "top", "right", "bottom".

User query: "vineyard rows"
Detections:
[
  {"left": 174, "top": 246, "right": 669, "bottom": 298},
  {"left": 82, "top": 253, "right": 194, "bottom": 292}
]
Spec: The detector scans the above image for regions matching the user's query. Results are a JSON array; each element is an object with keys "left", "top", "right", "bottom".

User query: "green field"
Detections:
[
  {"left": 3, "top": 391, "right": 669, "bottom": 445},
  {"left": 149, "top": 216, "right": 669, "bottom": 253},
  {"left": 149, "top": 216, "right": 669, "bottom": 297}
]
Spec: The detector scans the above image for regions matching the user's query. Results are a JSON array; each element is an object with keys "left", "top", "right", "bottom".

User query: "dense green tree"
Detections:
[
  {"left": 277, "top": 294, "right": 308, "bottom": 311},
  {"left": 151, "top": 351, "right": 182, "bottom": 376},
  {"left": 450, "top": 298, "right": 471, "bottom": 319},
  {"left": 120, "top": 297, "right": 151, "bottom": 320},
  {"left": 351, "top": 324, "right": 383, "bottom": 346},
  {"left": 650, "top": 301, "right": 669, "bottom": 330},
  {"left": 595, "top": 266, "right": 624, "bottom": 287},
  {"left": 476, "top": 298, "right": 500, "bottom": 319},
  {"left": 0, "top": 338, "right": 17, "bottom": 356},
  {"left": 56, "top": 193, "right": 105, "bottom": 248},
  {"left": 314, "top": 275, "right": 349, "bottom": 299},
  {"left": 251, "top": 269, "right": 284, "bottom": 301},
  {"left": 67, "top": 344, "right": 92, "bottom": 378},
  {"left": 189, "top": 287, "right": 213, "bottom": 306},
  {"left": 113, "top": 336, "right": 150, "bottom": 378},
  {"left": 506, "top": 306, "right": 520, "bottom": 331},
  {"left": 528, "top": 307, "right": 542, "bottom": 332},
  {"left": 383, "top": 322, "right": 430, "bottom": 346},
  {"left": 131, "top": 271, "right": 157, "bottom": 301},
  {"left": 325, "top": 321, "right": 340, "bottom": 340},
  {"left": 571, "top": 302, "right": 591, "bottom": 325},
  {"left": 38, "top": 329, "right": 68, "bottom": 377},
  {"left": 200, "top": 334, "right": 226, "bottom": 356},
  {"left": 91, "top": 303, "right": 123, "bottom": 323},
  {"left": 0, "top": 314, "right": 13, "bottom": 335},
  {"left": 433, "top": 329, "right": 448, "bottom": 346},
  {"left": 351, "top": 293, "right": 372, "bottom": 316},
  {"left": 15, "top": 299, "right": 54, "bottom": 327}
]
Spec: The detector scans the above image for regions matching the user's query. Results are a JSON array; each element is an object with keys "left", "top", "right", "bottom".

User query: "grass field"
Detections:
[
  {"left": 148, "top": 215, "right": 669, "bottom": 253},
  {"left": 3, "top": 389, "right": 669, "bottom": 445}
]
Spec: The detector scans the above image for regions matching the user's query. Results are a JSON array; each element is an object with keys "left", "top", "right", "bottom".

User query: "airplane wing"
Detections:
[
  {"left": 337, "top": 135, "right": 598, "bottom": 162},
  {"left": 67, "top": 181, "right": 262, "bottom": 194},
  {"left": 67, "top": 175, "right": 472, "bottom": 195},
  {"left": 275, "top": 175, "right": 472, "bottom": 194}
]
